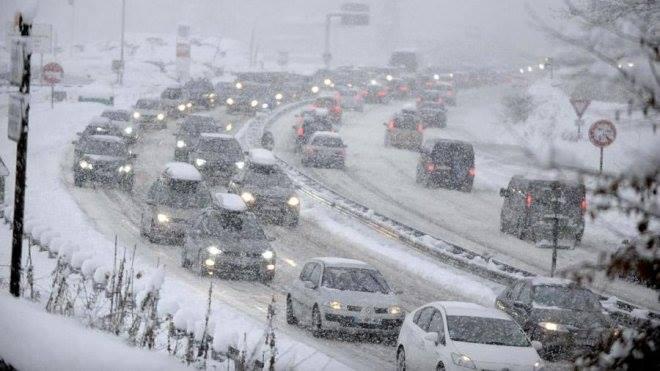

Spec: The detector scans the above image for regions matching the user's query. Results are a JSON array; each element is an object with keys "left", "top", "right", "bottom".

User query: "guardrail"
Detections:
[{"left": 243, "top": 99, "right": 658, "bottom": 328}]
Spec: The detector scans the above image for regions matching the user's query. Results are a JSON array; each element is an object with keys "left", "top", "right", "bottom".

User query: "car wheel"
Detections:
[
  {"left": 311, "top": 306, "right": 324, "bottom": 338},
  {"left": 460, "top": 181, "right": 473, "bottom": 193},
  {"left": 146, "top": 221, "right": 158, "bottom": 244},
  {"left": 74, "top": 172, "right": 84, "bottom": 187},
  {"left": 396, "top": 347, "right": 406, "bottom": 371},
  {"left": 181, "top": 254, "right": 192, "bottom": 269},
  {"left": 286, "top": 295, "right": 298, "bottom": 325},
  {"left": 287, "top": 214, "right": 299, "bottom": 227},
  {"left": 436, "top": 362, "right": 446, "bottom": 371},
  {"left": 121, "top": 178, "right": 134, "bottom": 193},
  {"left": 516, "top": 218, "right": 528, "bottom": 241}
]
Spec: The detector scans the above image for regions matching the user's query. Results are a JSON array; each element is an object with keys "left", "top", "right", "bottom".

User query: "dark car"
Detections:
[
  {"left": 495, "top": 277, "right": 613, "bottom": 361},
  {"left": 160, "top": 86, "right": 192, "bottom": 117},
  {"left": 416, "top": 139, "right": 475, "bottom": 191},
  {"left": 78, "top": 117, "right": 126, "bottom": 142},
  {"left": 100, "top": 110, "right": 139, "bottom": 143},
  {"left": 312, "top": 96, "right": 342, "bottom": 124},
  {"left": 383, "top": 109, "right": 425, "bottom": 149},
  {"left": 183, "top": 78, "right": 217, "bottom": 110},
  {"left": 499, "top": 176, "right": 586, "bottom": 248},
  {"left": 416, "top": 89, "right": 445, "bottom": 108},
  {"left": 228, "top": 149, "right": 300, "bottom": 226},
  {"left": 174, "top": 115, "right": 219, "bottom": 161},
  {"left": 72, "top": 135, "right": 135, "bottom": 191},
  {"left": 190, "top": 133, "right": 245, "bottom": 182},
  {"left": 292, "top": 109, "right": 334, "bottom": 150},
  {"left": 181, "top": 193, "right": 276, "bottom": 281},
  {"left": 226, "top": 81, "right": 271, "bottom": 114},
  {"left": 214, "top": 81, "right": 235, "bottom": 107},
  {"left": 417, "top": 102, "right": 447, "bottom": 128},
  {"left": 387, "top": 77, "right": 413, "bottom": 100},
  {"left": 363, "top": 82, "right": 391, "bottom": 104},
  {"left": 301, "top": 131, "right": 347, "bottom": 168}
]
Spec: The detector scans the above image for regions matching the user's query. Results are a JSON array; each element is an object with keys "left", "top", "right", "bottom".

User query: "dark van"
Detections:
[{"left": 416, "top": 139, "right": 475, "bottom": 192}]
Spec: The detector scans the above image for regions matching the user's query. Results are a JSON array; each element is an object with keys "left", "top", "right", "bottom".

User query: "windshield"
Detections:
[
  {"left": 244, "top": 168, "right": 293, "bottom": 189},
  {"left": 148, "top": 179, "right": 210, "bottom": 209},
  {"left": 198, "top": 139, "right": 243, "bottom": 157},
  {"left": 447, "top": 316, "right": 530, "bottom": 347},
  {"left": 181, "top": 119, "right": 218, "bottom": 135},
  {"left": 83, "top": 125, "right": 121, "bottom": 136},
  {"left": 303, "top": 119, "right": 333, "bottom": 133},
  {"left": 312, "top": 136, "right": 343, "bottom": 147},
  {"left": 395, "top": 115, "right": 418, "bottom": 130},
  {"left": 101, "top": 111, "right": 130, "bottom": 121},
  {"left": 322, "top": 267, "right": 391, "bottom": 294},
  {"left": 201, "top": 211, "right": 267, "bottom": 240},
  {"left": 421, "top": 91, "right": 441, "bottom": 100},
  {"left": 81, "top": 140, "right": 126, "bottom": 157},
  {"left": 136, "top": 100, "right": 159, "bottom": 109},
  {"left": 533, "top": 285, "right": 603, "bottom": 312},
  {"left": 161, "top": 88, "right": 182, "bottom": 99}
]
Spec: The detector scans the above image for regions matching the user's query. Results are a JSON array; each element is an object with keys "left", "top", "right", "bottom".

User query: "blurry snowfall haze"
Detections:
[{"left": 2, "top": 0, "right": 558, "bottom": 68}]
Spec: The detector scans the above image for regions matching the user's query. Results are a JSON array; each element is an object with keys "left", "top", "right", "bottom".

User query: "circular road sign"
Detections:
[
  {"left": 43, "top": 62, "right": 63, "bottom": 85},
  {"left": 589, "top": 119, "right": 617, "bottom": 148}
]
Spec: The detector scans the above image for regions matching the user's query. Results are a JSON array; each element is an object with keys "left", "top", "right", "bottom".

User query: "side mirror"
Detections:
[
  {"left": 303, "top": 281, "right": 317, "bottom": 290},
  {"left": 423, "top": 332, "right": 439, "bottom": 345},
  {"left": 499, "top": 188, "right": 509, "bottom": 197},
  {"left": 531, "top": 340, "right": 542, "bottom": 351}
]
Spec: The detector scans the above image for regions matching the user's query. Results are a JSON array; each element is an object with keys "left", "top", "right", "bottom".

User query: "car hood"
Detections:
[
  {"left": 135, "top": 109, "right": 161, "bottom": 115},
  {"left": 82, "top": 154, "right": 126, "bottom": 164},
  {"left": 194, "top": 152, "right": 242, "bottom": 164},
  {"left": 195, "top": 236, "right": 271, "bottom": 254},
  {"left": 451, "top": 342, "right": 539, "bottom": 367},
  {"left": 154, "top": 205, "right": 199, "bottom": 221},
  {"left": 247, "top": 187, "right": 294, "bottom": 200},
  {"left": 531, "top": 308, "right": 610, "bottom": 329},
  {"left": 319, "top": 287, "right": 399, "bottom": 308}
]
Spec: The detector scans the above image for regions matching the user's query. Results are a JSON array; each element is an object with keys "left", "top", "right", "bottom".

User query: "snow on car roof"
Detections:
[
  {"left": 527, "top": 276, "right": 574, "bottom": 287},
  {"left": 212, "top": 193, "right": 247, "bottom": 212},
  {"left": 90, "top": 116, "right": 112, "bottom": 126},
  {"left": 163, "top": 162, "right": 202, "bottom": 182},
  {"left": 435, "top": 301, "right": 510, "bottom": 319},
  {"left": 200, "top": 133, "right": 234, "bottom": 140},
  {"left": 248, "top": 149, "right": 277, "bottom": 166},
  {"left": 310, "top": 131, "right": 342, "bottom": 140},
  {"left": 87, "top": 134, "right": 124, "bottom": 143},
  {"left": 314, "top": 257, "right": 371, "bottom": 269},
  {"left": 312, "top": 108, "right": 329, "bottom": 116}
]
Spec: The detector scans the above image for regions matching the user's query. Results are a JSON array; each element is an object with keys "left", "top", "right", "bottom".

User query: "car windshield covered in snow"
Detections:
[
  {"left": 244, "top": 167, "right": 293, "bottom": 188},
  {"left": 420, "top": 90, "right": 441, "bottom": 100},
  {"left": 394, "top": 114, "right": 419, "bottom": 130},
  {"left": 446, "top": 316, "right": 530, "bottom": 347},
  {"left": 161, "top": 87, "right": 183, "bottom": 99},
  {"left": 321, "top": 267, "right": 391, "bottom": 294},
  {"left": 135, "top": 99, "right": 160, "bottom": 109},
  {"left": 430, "top": 142, "right": 474, "bottom": 166},
  {"left": 198, "top": 138, "right": 242, "bottom": 156},
  {"left": 180, "top": 118, "right": 218, "bottom": 135},
  {"left": 533, "top": 285, "right": 602, "bottom": 311},
  {"left": 200, "top": 211, "right": 267, "bottom": 240},
  {"left": 312, "top": 136, "right": 344, "bottom": 147},
  {"left": 101, "top": 110, "right": 131, "bottom": 122},
  {"left": 148, "top": 179, "right": 210, "bottom": 209},
  {"left": 80, "top": 139, "right": 127, "bottom": 157}
]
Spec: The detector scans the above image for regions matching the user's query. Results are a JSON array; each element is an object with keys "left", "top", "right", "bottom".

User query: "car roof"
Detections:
[
  {"left": 163, "top": 162, "right": 202, "bottom": 182},
  {"left": 312, "top": 257, "right": 373, "bottom": 269},
  {"left": 212, "top": 193, "right": 247, "bottom": 212},
  {"left": 184, "top": 115, "right": 215, "bottom": 124},
  {"left": 526, "top": 276, "right": 575, "bottom": 287},
  {"left": 85, "top": 134, "right": 125, "bottom": 143},
  {"left": 136, "top": 98, "right": 159, "bottom": 103},
  {"left": 423, "top": 138, "right": 473, "bottom": 150},
  {"left": 511, "top": 174, "right": 583, "bottom": 187},
  {"left": 200, "top": 133, "right": 234, "bottom": 140},
  {"left": 431, "top": 301, "right": 511, "bottom": 320},
  {"left": 310, "top": 131, "right": 342, "bottom": 140},
  {"left": 248, "top": 149, "right": 277, "bottom": 166}
]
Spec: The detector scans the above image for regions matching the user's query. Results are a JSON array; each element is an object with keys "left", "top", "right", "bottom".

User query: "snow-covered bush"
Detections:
[{"left": 501, "top": 91, "right": 537, "bottom": 124}]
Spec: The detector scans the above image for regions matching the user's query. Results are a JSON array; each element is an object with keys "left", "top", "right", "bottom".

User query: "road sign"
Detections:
[
  {"left": 9, "top": 37, "right": 27, "bottom": 86},
  {"left": 42, "top": 62, "right": 63, "bottom": 85},
  {"left": 8, "top": 93, "right": 26, "bottom": 142},
  {"left": 341, "top": 13, "right": 370, "bottom": 26},
  {"left": 589, "top": 119, "right": 617, "bottom": 147},
  {"left": 570, "top": 98, "right": 591, "bottom": 118}
]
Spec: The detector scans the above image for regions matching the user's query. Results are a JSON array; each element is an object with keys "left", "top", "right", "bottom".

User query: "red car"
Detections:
[{"left": 313, "top": 96, "right": 342, "bottom": 123}]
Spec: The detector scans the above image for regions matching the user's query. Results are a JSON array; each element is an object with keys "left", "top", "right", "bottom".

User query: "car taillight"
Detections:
[
  {"left": 468, "top": 166, "right": 476, "bottom": 177},
  {"left": 580, "top": 198, "right": 587, "bottom": 213},
  {"left": 425, "top": 162, "right": 435, "bottom": 172},
  {"left": 297, "top": 127, "right": 304, "bottom": 136},
  {"left": 526, "top": 193, "right": 533, "bottom": 208},
  {"left": 416, "top": 123, "right": 424, "bottom": 132},
  {"left": 416, "top": 97, "right": 422, "bottom": 103},
  {"left": 387, "top": 120, "right": 395, "bottom": 130},
  {"left": 378, "top": 90, "right": 387, "bottom": 97},
  {"left": 332, "top": 105, "right": 341, "bottom": 113},
  {"left": 399, "top": 85, "right": 409, "bottom": 92}
]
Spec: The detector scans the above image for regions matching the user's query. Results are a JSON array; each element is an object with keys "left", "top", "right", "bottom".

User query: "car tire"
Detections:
[
  {"left": 311, "top": 306, "right": 324, "bottom": 338},
  {"left": 74, "top": 172, "right": 84, "bottom": 187},
  {"left": 181, "top": 255, "right": 192, "bottom": 269},
  {"left": 460, "top": 181, "right": 473, "bottom": 193},
  {"left": 121, "top": 177, "right": 134, "bottom": 193},
  {"left": 260, "top": 270, "right": 275, "bottom": 283},
  {"left": 286, "top": 295, "right": 298, "bottom": 325},
  {"left": 436, "top": 362, "right": 446, "bottom": 371},
  {"left": 287, "top": 214, "right": 299, "bottom": 227},
  {"left": 396, "top": 347, "right": 406, "bottom": 371}
]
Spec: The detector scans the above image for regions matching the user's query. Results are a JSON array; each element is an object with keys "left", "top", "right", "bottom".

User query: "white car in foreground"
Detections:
[
  {"left": 286, "top": 257, "right": 403, "bottom": 339},
  {"left": 396, "top": 301, "right": 542, "bottom": 371}
]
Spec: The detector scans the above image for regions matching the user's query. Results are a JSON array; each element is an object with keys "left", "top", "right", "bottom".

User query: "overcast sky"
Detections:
[{"left": 3, "top": 0, "right": 560, "bottom": 70}]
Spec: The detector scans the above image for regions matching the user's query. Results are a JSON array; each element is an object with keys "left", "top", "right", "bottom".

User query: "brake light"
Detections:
[
  {"left": 468, "top": 166, "right": 476, "bottom": 177},
  {"left": 297, "top": 127, "right": 304, "bottom": 136},
  {"left": 425, "top": 162, "right": 435, "bottom": 172},
  {"left": 416, "top": 123, "right": 424, "bottom": 132},
  {"left": 580, "top": 198, "right": 587, "bottom": 213},
  {"left": 525, "top": 193, "right": 533, "bottom": 208},
  {"left": 332, "top": 105, "right": 341, "bottom": 113},
  {"left": 387, "top": 120, "right": 395, "bottom": 130},
  {"left": 378, "top": 90, "right": 387, "bottom": 97},
  {"left": 399, "top": 85, "right": 409, "bottom": 92}
]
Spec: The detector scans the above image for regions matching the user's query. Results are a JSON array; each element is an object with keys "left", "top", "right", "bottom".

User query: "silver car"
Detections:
[
  {"left": 301, "top": 131, "right": 347, "bottom": 168},
  {"left": 140, "top": 162, "right": 211, "bottom": 243},
  {"left": 286, "top": 257, "right": 404, "bottom": 339}
]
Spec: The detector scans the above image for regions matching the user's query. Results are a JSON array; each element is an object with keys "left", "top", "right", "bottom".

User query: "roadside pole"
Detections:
[
  {"left": 549, "top": 182, "right": 560, "bottom": 277},
  {"left": 119, "top": 0, "right": 125, "bottom": 85},
  {"left": 9, "top": 14, "right": 32, "bottom": 297}
]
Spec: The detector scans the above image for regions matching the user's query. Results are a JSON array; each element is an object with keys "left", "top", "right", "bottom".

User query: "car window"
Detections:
[
  {"left": 300, "top": 263, "right": 314, "bottom": 281},
  {"left": 518, "top": 283, "right": 532, "bottom": 304},
  {"left": 308, "top": 264, "right": 322, "bottom": 285},
  {"left": 135, "top": 100, "right": 159, "bottom": 109},
  {"left": 312, "top": 136, "right": 343, "bottom": 147},
  {"left": 321, "top": 267, "right": 391, "bottom": 294},
  {"left": 201, "top": 211, "right": 267, "bottom": 240},
  {"left": 532, "top": 285, "right": 603, "bottom": 311},
  {"left": 415, "top": 307, "right": 435, "bottom": 331},
  {"left": 101, "top": 111, "right": 130, "bottom": 122},
  {"left": 427, "top": 310, "right": 444, "bottom": 334},
  {"left": 446, "top": 316, "right": 530, "bottom": 347},
  {"left": 244, "top": 168, "right": 293, "bottom": 188},
  {"left": 80, "top": 139, "right": 127, "bottom": 157},
  {"left": 510, "top": 282, "right": 524, "bottom": 301}
]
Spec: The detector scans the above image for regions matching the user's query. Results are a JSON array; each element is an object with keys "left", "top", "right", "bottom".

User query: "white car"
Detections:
[
  {"left": 286, "top": 257, "right": 403, "bottom": 339},
  {"left": 396, "top": 301, "right": 543, "bottom": 371}
]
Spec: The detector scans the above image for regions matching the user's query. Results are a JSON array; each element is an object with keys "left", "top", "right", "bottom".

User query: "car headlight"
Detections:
[
  {"left": 538, "top": 322, "right": 569, "bottom": 333},
  {"left": 207, "top": 246, "right": 222, "bottom": 255},
  {"left": 235, "top": 82, "right": 243, "bottom": 89},
  {"left": 157, "top": 113, "right": 165, "bottom": 121},
  {"left": 388, "top": 305, "right": 401, "bottom": 315},
  {"left": 235, "top": 161, "right": 245, "bottom": 169},
  {"left": 275, "top": 93, "right": 283, "bottom": 100},
  {"left": 118, "top": 164, "right": 132, "bottom": 173},
  {"left": 241, "top": 192, "right": 255, "bottom": 204},
  {"left": 386, "top": 74, "right": 393, "bottom": 81},
  {"left": 266, "top": 264, "right": 275, "bottom": 270},
  {"left": 226, "top": 98, "right": 234, "bottom": 105},
  {"left": 327, "top": 300, "right": 342, "bottom": 310},
  {"left": 261, "top": 103, "right": 269, "bottom": 109},
  {"left": 79, "top": 160, "right": 93, "bottom": 170},
  {"left": 177, "top": 104, "right": 186, "bottom": 111},
  {"left": 311, "top": 86, "right": 319, "bottom": 93},
  {"left": 204, "top": 258, "right": 215, "bottom": 266},
  {"left": 176, "top": 140, "right": 186, "bottom": 148},
  {"left": 287, "top": 196, "right": 300, "bottom": 207},
  {"left": 225, "top": 123, "right": 233, "bottom": 131},
  {"left": 533, "top": 361, "right": 543, "bottom": 371},
  {"left": 186, "top": 102, "right": 193, "bottom": 108},
  {"left": 132, "top": 111, "right": 141, "bottom": 119},
  {"left": 451, "top": 353, "right": 476, "bottom": 369},
  {"left": 124, "top": 126, "right": 133, "bottom": 134},
  {"left": 250, "top": 100, "right": 258, "bottom": 107},
  {"left": 323, "top": 78, "right": 332, "bottom": 86},
  {"left": 209, "top": 93, "right": 216, "bottom": 98},
  {"left": 157, "top": 213, "right": 170, "bottom": 223},
  {"left": 195, "top": 158, "right": 207, "bottom": 167},
  {"left": 262, "top": 250, "right": 274, "bottom": 260}
]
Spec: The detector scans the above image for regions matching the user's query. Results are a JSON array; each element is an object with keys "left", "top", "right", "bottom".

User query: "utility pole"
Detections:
[
  {"left": 10, "top": 14, "right": 32, "bottom": 297},
  {"left": 549, "top": 181, "right": 560, "bottom": 277},
  {"left": 119, "top": 0, "right": 126, "bottom": 85}
]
